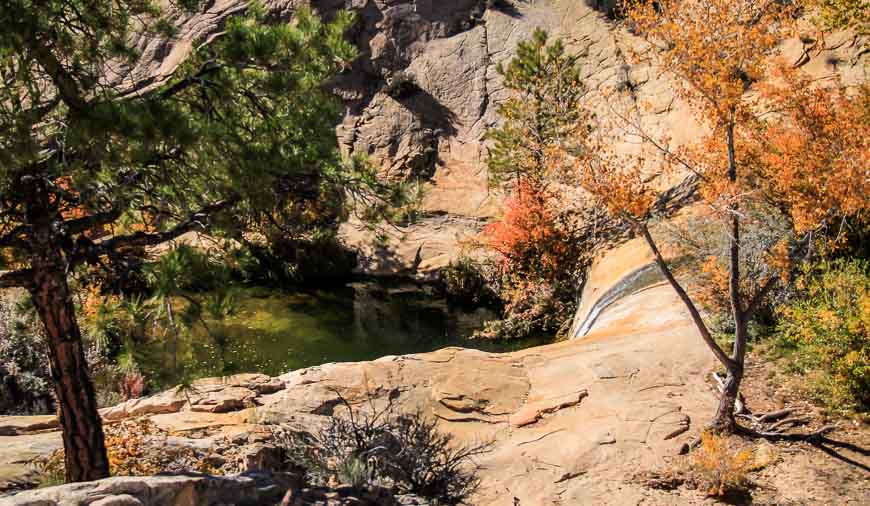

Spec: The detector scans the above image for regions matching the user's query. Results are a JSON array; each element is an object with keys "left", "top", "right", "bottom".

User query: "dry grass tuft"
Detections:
[{"left": 688, "top": 431, "right": 755, "bottom": 497}]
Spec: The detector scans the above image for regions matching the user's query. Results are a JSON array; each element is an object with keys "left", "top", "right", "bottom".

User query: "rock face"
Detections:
[
  {"left": 336, "top": 0, "right": 629, "bottom": 275},
  {"left": 330, "top": 0, "right": 868, "bottom": 274},
  {"left": 100, "top": 1, "right": 869, "bottom": 275}
]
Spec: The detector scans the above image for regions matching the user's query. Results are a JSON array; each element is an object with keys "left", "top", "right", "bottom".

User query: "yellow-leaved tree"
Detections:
[{"left": 574, "top": 0, "right": 870, "bottom": 432}]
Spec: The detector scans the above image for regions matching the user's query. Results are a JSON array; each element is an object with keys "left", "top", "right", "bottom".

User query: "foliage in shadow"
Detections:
[
  {"left": 486, "top": 0, "right": 524, "bottom": 19},
  {"left": 584, "top": 0, "right": 625, "bottom": 19},
  {"left": 276, "top": 392, "right": 493, "bottom": 505}
]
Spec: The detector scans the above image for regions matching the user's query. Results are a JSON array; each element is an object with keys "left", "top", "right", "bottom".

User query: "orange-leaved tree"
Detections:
[{"left": 574, "top": 0, "right": 870, "bottom": 432}]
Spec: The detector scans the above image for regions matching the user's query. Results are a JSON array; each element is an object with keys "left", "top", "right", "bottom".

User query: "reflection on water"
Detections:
[{"left": 141, "top": 281, "right": 550, "bottom": 389}]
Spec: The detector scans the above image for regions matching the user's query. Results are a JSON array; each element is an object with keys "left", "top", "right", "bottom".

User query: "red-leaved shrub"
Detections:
[
  {"left": 482, "top": 179, "right": 570, "bottom": 282},
  {"left": 476, "top": 179, "right": 582, "bottom": 339}
]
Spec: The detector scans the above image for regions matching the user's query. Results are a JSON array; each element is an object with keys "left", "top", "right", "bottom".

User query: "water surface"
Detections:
[{"left": 140, "top": 281, "right": 549, "bottom": 389}]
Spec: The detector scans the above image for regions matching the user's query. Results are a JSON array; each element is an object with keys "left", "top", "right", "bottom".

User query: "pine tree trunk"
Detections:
[{"left": 30, "top": 254, "right": 110, "bottom": 483}]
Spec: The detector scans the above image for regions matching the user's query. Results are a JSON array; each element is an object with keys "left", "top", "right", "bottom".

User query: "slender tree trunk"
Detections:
[
  {"left": 165, "top": 299, "right": 178, "bottom": 372},
  {"left": 30, "top": 253, "right": 110, "bottom": 482},
  {"left": 637, "top": 223, "right": 734, "bottom": 369},
  {"left": 709, "top": 121, "right": 747, "bottom": 433},
  {"left": 712, "top": 304, "right": 747, "bottom": 432},
  {"left": 25, "top": 184, "right": 109, "bottom": 482},
  {"left": 637, "top": 219, "right": 744, "bottom": 433},
  {"left": 712, "top": 367, "right": 742, "bottom": 433}
]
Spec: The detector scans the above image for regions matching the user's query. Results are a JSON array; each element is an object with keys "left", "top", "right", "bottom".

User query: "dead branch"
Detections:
[
  {"left": 739, "top": 425, "right": 836, "bottom": 442},
  {"left": 767, "top": 416, "right": 811, "bottom": 433},
  {"left": 757, "top": 408, "right": 795, "bottom": 423}
]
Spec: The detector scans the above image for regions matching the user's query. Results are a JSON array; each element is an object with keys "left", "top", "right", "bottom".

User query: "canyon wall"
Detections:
[{"left": 118, "top": 1, "right": 867, "bottom": 276}]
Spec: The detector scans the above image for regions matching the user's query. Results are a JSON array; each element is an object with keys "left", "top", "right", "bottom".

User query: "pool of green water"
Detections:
[{"left": 139, "top": 281, "right": 550, "bottom": 389}]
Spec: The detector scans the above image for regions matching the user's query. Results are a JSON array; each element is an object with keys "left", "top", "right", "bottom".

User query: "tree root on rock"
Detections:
[
  {"left": 737, "top": 424, "right": 837, "bottom": 442},
  {"left": 734, "top": 404, "right": 831, "bottom": 441},
  {"left": 767, "top": 416, "right": 811, "bottom": 433},
  {"left": 704, "top": 371, "right": 841, "bottom": 444}
]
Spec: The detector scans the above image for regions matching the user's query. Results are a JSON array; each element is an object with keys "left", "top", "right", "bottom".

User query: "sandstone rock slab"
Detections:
[{"left": 0, "top": 472, "right": 297, "bottom": 506}]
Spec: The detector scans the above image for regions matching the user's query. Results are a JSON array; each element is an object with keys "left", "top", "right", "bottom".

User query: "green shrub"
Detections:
[
  {"left": 474, "top": 278, "right": 574, "bottom": 340},
  {"left": 775, "top": 259, "right": 870, "bottom": 413},
  {"left": 439, "top": 258, "right": 500, "bottom": 308},
  {"left": 0, "top": 292, "right": 53, "bottom": 414},
  {"left": 231, "top": 234, "right": 356, "bottom": 287}
]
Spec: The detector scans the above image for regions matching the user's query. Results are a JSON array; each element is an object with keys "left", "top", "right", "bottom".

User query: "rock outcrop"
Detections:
[
  {"left": 2, "top": 473, "right": 434, "bottom": 506},
  {"left": 1, "top": 472, "right": 295, "bottom": 506},
  {"left": 0, "top": 234, "right": 721, "bottom": 504},
  {"left": 94, "top": 1, "right": 870, "bottom": 275}
]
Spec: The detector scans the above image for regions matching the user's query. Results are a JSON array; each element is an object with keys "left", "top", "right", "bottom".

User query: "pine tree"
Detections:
[
  {"left": 0, "top": 0, "right": 388, "bottom": 481},
  {"left": 486, "top": 29, "right": 588, "bottom": 189}
]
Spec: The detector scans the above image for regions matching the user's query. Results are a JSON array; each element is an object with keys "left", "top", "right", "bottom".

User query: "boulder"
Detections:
[
  {"left": 189, "top": 386, "right": 257, "bottom": 414},
  {"left": 0, "top": 472, "right": 298, "bottom": 506},
  {"left": 193, "top": 374, "right": 284, "bottom": 396},
  {"left": 100, "top": 374, "right": 285, "bottom": 421},
  {"left": 101, "top": 390, "right": 187, "bottom": 421},
  {"left": 0, "top": 432, "right": 62, "bottom": 492},
  {"left": 279, "top": 486, "right": 432, "bottom": 506},
  {"left": 234, "top": 443, "right": 286, "bottom": 474}
]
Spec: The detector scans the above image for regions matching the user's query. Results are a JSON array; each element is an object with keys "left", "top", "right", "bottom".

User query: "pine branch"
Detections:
[
  {"left": 0, "top": 268, "right": 33, "bottom": 288},
  {"left": 90, "top": 198, "right": 237, "bottom": 254}
]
